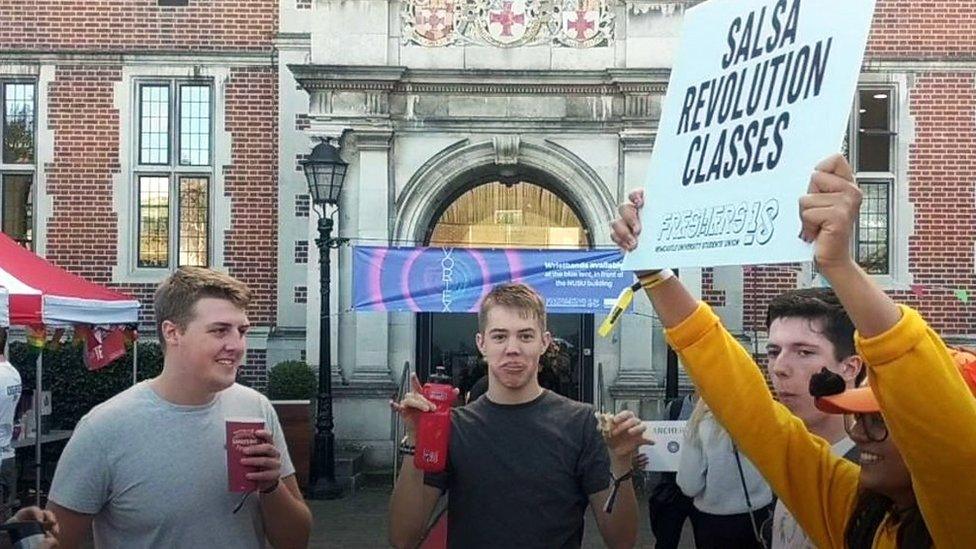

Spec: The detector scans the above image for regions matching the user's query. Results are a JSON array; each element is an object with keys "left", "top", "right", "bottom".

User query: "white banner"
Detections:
[{"left": 623, "top": 0, "right": 877, "bottom": 270}]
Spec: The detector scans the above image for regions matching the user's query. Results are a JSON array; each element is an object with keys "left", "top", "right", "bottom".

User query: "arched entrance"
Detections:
[{"left": 416, "top": 180, "right": 596, "bottom": 403}]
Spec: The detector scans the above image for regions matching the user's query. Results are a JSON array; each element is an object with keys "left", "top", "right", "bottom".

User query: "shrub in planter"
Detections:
[
  {"left": 267, "top": 360, "right": 316, "bottom": 401},
  {"left": 266, "top": 361, "right": 315, "bottom": 492}
]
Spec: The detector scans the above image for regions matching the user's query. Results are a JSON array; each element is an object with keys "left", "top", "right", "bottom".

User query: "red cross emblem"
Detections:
[
  {"left": 567, "top": 9, "right": 594, "bottom": 40},
  {"left": 489, "top": 1, "right": 525, "bottom": 37}
]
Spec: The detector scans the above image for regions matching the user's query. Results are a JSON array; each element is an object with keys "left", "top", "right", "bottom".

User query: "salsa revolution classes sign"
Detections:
[
  {"left": 352, "top": 246, "right": 632, "bottom": 314},
  {"left": 623, "top": 0, "right": 876, "bottom": 270}
]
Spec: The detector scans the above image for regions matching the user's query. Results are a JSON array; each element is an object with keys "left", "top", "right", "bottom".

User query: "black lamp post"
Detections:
[{"left": 301, "top": 140, "right": 348, "bottom": 500}]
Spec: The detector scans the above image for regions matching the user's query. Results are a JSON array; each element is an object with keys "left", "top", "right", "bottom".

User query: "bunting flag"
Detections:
[
  {"left": 83, "top": 325, "right": 128, "bottom": 371},
  {"left": 46, "top": 328, "right": 66, "bottom": 351},
  {"left": 737, "top": 264, "right": 973, "bottom": 305},
  {"left": 122, "top": 324, "right": 139, "bottom": 344},
  {"left": 73, "top": 325, "right": 91, "bottom": 347},
  {"left": 26, "top": 325, "right": 46, "bottom": 348}
]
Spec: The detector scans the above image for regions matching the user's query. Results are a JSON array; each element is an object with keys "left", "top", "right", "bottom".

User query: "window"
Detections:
[
  {"left": 135, "top": 81, "right": 212, "bottom": 268},
  {"left": 1, "top": 80, "right": 35, "bottom": 249},
  {"left": 847, "top": 87, "right": 896, "bottom": 275}
]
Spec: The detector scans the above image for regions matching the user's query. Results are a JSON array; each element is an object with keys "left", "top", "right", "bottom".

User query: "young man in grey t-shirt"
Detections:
[
  {"left": 389, "top": 283, "right": 650, "bottom": 548},
  {"left": 47, "top": 267, "right": 312, "bottom": 548}
]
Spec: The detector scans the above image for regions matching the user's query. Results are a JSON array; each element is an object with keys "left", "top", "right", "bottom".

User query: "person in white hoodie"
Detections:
[
  {"left": 0, "top": 327, "right": 21, "bottom": 522},
  {"left": 677, "top": 398, "right": 772, "bottom": 548}
]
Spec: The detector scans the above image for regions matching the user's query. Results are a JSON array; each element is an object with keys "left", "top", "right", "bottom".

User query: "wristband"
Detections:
[
  {"left": 637, "top": 268, "right": 675, "bottom": 290},
  {"left": 398, "top": 434, "right": 416, "bottom": 456},
  {"left": 597, "top": 269, "right": 674, "bottom": 338},
  {"left": 602, "top": 468, "right": 636, "bottom": 514},
  {"left": 260, "top": 479, "right": 280, "bottom": 494}
]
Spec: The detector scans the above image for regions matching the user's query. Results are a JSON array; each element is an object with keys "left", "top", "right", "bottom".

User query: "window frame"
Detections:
[
  {"left": 133, "top": 78, "right": 214, "bottom": 270},
  {"left": 0, "top": 78, "right": 37, "bottom": 249},
  {"left": 848, "top": 84, "right": 898, "bottom": 277}
]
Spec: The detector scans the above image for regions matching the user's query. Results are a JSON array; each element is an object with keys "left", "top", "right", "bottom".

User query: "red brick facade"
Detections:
[
  {"left": 2, "top": 0, "right": 279, "bottom": 383},
  {"left": 45, "top": 66, "right": 123, "bottom": 286},
  {"left": 868, "top": 0, "right": 976, "bottom": 59},
  {"left": 0, "top": 0, "right": 275, "bottom": 52}
]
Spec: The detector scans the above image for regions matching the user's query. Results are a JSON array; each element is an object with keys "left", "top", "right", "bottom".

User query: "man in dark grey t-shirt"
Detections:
[{"left": 389, "top": 283, "right": 650, "bottom": 549}]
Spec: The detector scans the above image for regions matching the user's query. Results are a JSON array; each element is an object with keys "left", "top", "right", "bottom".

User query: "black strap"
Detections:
[
  {"left": 667, "top": 397, "right": 683, "bottom": 421},
  {"left": 732, "top": 445, "right": 767, "bottom": 549},
  {"left": 603, "top": 469, "right": 635, "bottom": 514}
]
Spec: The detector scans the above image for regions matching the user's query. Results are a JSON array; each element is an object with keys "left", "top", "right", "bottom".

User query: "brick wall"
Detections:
[
  {"left": 223, "top": 66, "right": 279, "bottom": 326},
  {"left": 700, "top": 267, "right": 726, "bottom": 308},
  {"left": 239, "top": 348, "right": 269, "bottom": 391},
  {"left": 4, "top": 0, "right": 281, "bottom": 375},
  {"left": 892, "top": 73, "right": 976, "bottom": 334},
  {"left": 868, "top": 0, "right": 976, "bottom": 59},
  {"left": 44, "top": 66, "right": 123, "bottom": 285},
  {"left": 0, "top": 0, "right": 276, "bottom": 52}
]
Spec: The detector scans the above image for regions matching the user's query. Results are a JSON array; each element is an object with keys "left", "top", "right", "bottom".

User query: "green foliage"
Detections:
[
  {"left": 7, "top": 340, "right": 163, "bottom": 429},
  {"left": 266, "top": 360, "right": 316, "bottom": 401}
]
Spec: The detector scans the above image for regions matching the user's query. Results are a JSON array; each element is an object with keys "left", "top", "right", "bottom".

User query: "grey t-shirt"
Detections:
[
  {"left": 425, "top": 390, "right": 612, "bottom": 549},
  {"left": 49, "top": 382, "right": 294, "bottom": 549}
]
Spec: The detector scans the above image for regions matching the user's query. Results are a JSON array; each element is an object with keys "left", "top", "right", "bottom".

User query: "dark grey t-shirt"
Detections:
[{"left": 425, "top": 390, "right": 612, "bottom": 548}]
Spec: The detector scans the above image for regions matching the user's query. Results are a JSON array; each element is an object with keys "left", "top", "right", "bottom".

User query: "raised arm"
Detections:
[
  {"left": 611, "top": 191, "right": 860, "bottom": 548},
  {"left": 388, "top": 374, "right": 447, "bottom": 549},
  {"left": 801, "top": 154, "right": 976, "bottom": 545}
]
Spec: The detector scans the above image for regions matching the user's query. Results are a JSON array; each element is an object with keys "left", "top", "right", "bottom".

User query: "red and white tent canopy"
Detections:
[{"left": 0, "top": 233, "right": 139, "bottom": 327}]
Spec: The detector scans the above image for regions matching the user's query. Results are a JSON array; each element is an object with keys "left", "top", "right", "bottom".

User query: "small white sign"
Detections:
[
  {"left": 41, "top": 390, "right": 52, "bottom": 415},
  {"left": 640, "top": 420, "right": 688, "bottom": 472}
]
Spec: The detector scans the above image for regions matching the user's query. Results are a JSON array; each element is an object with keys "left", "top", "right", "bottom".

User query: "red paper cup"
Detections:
[{"left": 226, "top": 417, "right": 265, "bottom": 493}]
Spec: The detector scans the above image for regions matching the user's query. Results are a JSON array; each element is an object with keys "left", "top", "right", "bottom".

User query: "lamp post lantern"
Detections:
[{"left": 301, "top": 140, "right": 348, "bottom": 500}]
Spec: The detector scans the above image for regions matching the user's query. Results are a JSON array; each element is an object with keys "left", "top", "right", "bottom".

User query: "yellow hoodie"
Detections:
[{"left": 666, "top": 303, "right": 976, "bottom": 548}]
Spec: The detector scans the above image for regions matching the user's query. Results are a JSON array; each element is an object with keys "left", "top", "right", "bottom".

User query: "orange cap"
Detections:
[
  {"left": 949, "top": 347, "right": 976, "bottom": 395},
  {"left": 816, "top": 346, "right": 976, "bottom": 415},
  {"left": 815, "top": 386, "right": 880, "bottom": 414}
]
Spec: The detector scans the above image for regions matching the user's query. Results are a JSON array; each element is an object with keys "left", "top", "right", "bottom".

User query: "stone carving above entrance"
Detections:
[{"left": 402, "top": 0, "right": 615, "bottom": 48}]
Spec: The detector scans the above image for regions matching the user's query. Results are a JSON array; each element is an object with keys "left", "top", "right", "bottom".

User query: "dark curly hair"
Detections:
[
  {"left": 845, "top": 491, "right": 932, "bottom": 548},
  {"left": 766, "top": 288, "right": 857, "bottom": 364}
]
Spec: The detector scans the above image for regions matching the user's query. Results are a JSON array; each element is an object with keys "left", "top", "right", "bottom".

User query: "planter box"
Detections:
[{"left": 271, "top": 400, "right": 312, "bottom": 493}]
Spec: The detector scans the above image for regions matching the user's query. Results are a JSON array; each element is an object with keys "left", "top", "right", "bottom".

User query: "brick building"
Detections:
[
  {"left": 2, "top": 0, "right": 974, "bottom": 467},
  {"left": 1, "top": 0, "right": 281, "bottom": 387}
]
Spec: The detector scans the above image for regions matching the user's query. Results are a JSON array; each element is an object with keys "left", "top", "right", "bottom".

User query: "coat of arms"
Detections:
[
  {"left": 401, "top": 0, "right": 615, "bottom": 48},
  {"left": 404, "top": 0, "right": 460, "bottom": 47},
  {"left": 553, "top": 0, "right": 613, "bottom": 47},
  {"left": 475, "top": 0, "right": 545, "bottom": 47}
]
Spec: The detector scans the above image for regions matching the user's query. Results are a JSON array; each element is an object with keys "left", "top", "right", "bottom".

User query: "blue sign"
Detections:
[{"left": 352, "top": 246, "right": 631, "bottom": 314}]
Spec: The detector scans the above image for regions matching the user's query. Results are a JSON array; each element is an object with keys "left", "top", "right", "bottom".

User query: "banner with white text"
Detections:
[{"left": 353, "top": 246, "right": 631, "bottom": 314}]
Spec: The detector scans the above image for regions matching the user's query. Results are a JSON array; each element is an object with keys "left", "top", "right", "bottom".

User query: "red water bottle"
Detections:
[{"left": 414, "top": 366, "right": 456, "bottom": 473}]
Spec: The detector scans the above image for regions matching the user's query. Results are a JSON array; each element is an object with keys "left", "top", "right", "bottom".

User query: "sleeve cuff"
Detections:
[
  {"left": 854, "top": 305, "right": 926, "bottom": 366},
  {"left": 665, "top": 302, "right": 721, "bottom": 351}
]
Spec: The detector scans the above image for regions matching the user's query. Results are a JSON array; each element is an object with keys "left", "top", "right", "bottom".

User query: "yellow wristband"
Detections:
[{"left": 637, "top": 268, "right": 675, "bottom": 290}]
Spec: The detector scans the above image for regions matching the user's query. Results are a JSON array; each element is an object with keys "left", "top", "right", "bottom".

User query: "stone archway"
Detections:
[{"left": 394, "top": 137, "right": 616, "bottom": 247}]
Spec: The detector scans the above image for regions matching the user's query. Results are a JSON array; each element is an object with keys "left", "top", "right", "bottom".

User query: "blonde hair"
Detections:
[
  {"left": 153, "top": 267, "right": 251, "bottom": 347},
  {"left": 477, "top": 283, "right": 546, "bottom": 333},
  {"left": 686, "top": 397, "right": 713, "bottom": 446}
]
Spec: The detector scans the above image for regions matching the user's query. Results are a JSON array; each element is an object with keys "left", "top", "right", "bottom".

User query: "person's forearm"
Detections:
[
  {"left": 819, "top": 259, "right": 901, "bottom": 338},
  {"left": 389, "top": 451, "right": 430, "bottom": 548},
  {"left": 598, "top": 457, "right": 639, "bottom": 549},
  {"left": 644, "top": 276, "right": 699, "bottom": 328},
  {"left": 260, "top": 479, "right": 312, "bottom": 549}
]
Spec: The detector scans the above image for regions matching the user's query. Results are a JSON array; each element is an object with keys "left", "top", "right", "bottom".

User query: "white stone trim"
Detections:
[
  {"left": 112, "top": 65, "right": 234, "bottom": 284},
  {"left": 394, "top": 138, "right": 616, "bottom": 245}
]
